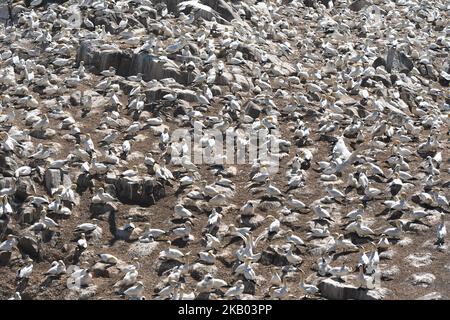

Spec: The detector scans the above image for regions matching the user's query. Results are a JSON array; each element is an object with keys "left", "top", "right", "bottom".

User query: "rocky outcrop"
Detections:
[
  {"left": 76, "top": 41, "right": 189, "bottom": 84},
  {"left": 373, "top": 46, "right": 414, "bottom": 74},
  {"left": 44, "top": 168, "right": 71, "bottom": 195},
  {"left": 0, "top": 152, "right": 17, "bottom": 177},
  {"left": 318, "top": 278, "right": 391, "bottom": 300},
  {"left": 106, "top": 174, "right": 165, "bottom": 206}
]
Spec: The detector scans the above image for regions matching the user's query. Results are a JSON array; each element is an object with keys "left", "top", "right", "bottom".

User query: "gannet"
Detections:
[
  {"left": 286, "top": 230, "right": 304, "bottom": 247},
  {"left": 216, "top": 175, "right": 234, "bottom": 189},
  {"left": 299, "top": 270, "right": 319, "bottom": 297},
  {"left": 224, "top": 280, "right": 244, "bottom": 299},
  {"left": 139, "top": 223, "right": 166, "bottom": 242},
  {"left": 99, "top": 253, "right": 119, "bottom": 265},
  {"left": 17, "top": 257, "right": 33, "bottom": 279},
  {"left": 269, "top": 267, "right": 283, "bottom": 287},
  {"left": 172, "top": 221, "right": 194, "bottom": 241},
  {"left": 285, "top": 244, "right": 302, "bottom": 265},
  {"left": 357, "top": 267, "right": 375, "bottom": 289},
  {"left": 331, "top": 233, "right": 358, "bottom": 253},
  {"left": 198, "top": 250, "right": 216, "bottom": 264},
  {"left": 159, "top": 241, "right": 188, "bottom": 262},
  {"left": 270, "top": 278, "right": 290, "bottom": 299},
  {"left": 328, "top": 265, "right": 352, "bottom": 277},
  {"left": 41, "top": 211, "right": 59, "bottom": 229},
  {"left": 287, "top": 195, "right": 307, "bottom": 211},
  {"left": 174, "top": 204, "right": 193, "bottom": 220},
  {"left": 8, "top": 292, "right": 21, "bottom": 300},
  {"left": 382, "top": 221, "right": 403, "bottom": 239},
  {"left": 228, "top": 224, "right": 251, "bottom": 238},
  {"left": 0, "top": 195, "right": 13, "bottom": 215},
  {"left": 436, "top": 214, "right": 446, "bottom": 246},
  {"left": 204, "top": 233, "right": 221, "bottom": 250},
  {"left": 0, "top": 234, "right": 17, "bottom": 252},
  {"left": 240, "top": 201, "right": 255, "bottom": 216},
  {"left": 115, "top": 261, "right": 139, "bottom": 290},
  {"left": 155, "top": 281, "right": 176, "bottom": 300},
  {"left": 307, "top": 224, "right": 330, "bottom": 238},
  {"left": 124, "top": 281, "right": 145, "bottom": 299},
  {"left": 326, "top": 185, "right": 346, "bottom": 200},
  {"left": 77, "top": 233, "right": 88, "bottom": 251},
  {"left": 346, "top": 204, "right": 365, "bottom": 221},
  {"left": 366, "top": 244, "right": 380, "bottom": 274},
  {"left": 45, "top": 260, "right": 66, "bottom": 276},
  {"left": 266, "top": 215, "right": 281, "bottom": 234},
  {"left": 376, "top": 234, "right": 390, "bottom": 250},
  {"left": 312, "top": 205, "right": 333, "bottom": 221}
]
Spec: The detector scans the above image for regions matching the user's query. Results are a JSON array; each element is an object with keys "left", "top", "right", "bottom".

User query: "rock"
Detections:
[
  {"left": 380, "top": 265, "right": 400, "bottom": 281},
  {"left": 126, "top": 151, "right": 144, "bottom": 162},
  {"left": 260, "top": 245, "right": 289, "bottom": 266},
  {"left": 90, "top": 202, "right": 117, "bottom": 218},
  {"left": 149, "top": 124, "right": 169, "bottom": 135},
  {"left": 78, "top": 286, "right": 98, "bottom": 300},
  {"left": 190, "top": 263, "right": 218, "bottom": 281},
  {"left": 242, "top": 278, "right": 256, "bottom": 295},
  {"left": 409, "top": 273, "right": 436, "bottom": 287},
  {"left": 18, "top": 236, "right": 40, "bottom": 259},
  {"left": 76, "top": 41, "right": 187, "bottom": 84},
  {"left": 407, "top": 223, "right": 430, "bottom": 233},
  {"left": 349, "top": 0, "right": 370, "bottom": 11},
  {"left": 416, "top": 292, "right": 443, "bottom": 300},
  {"left": 92, "top": 262, "right": 110, "bottom": 278},
  {"left": 128, "top": 242, "right": 159, "bottom": 258},
  {"left": 211, "top": 85, "right": 222, "bottom": 96},
  {"left": 70, "top": 91, "right": 82, "bottom": 106},
  {"left": 397, "top": 237, "right": 413, "bottom": 247},
  {"left": 318, "top": 278, "right": 390, "bottom": 300},
  {"left": 405, "top": 253, "right": 433, "bottom": 268},
  {"left": 239, "top": 214, "right": 265, "bottom": 229},
  {"left": 244, "top": 101, "right": 262, "bottom": 119},
  {"left": 125, "top": 207, "right": 152, "bottom": 221},
  {"left": 379, "top": 249, "right": 395, "bottom": 260},
  {"left": 0, "top": 251, "right": 11, "bottom": 266},
  {"left": 14, "top": 177, "right": 35, "bottom": 201},
  {"left": 156, "top": 259, "right": 183, "bottom": 276},
  {"left": 30, "top": 128, "right": 57, "bottom": 139},
  {"left": 215, "top": 72, "right": 232, "bottom": 86},
  {"left": 0, "top": 152, "right": 17, "bottom": 177},
  {"left": 17, "top": 205, "right": 40, "bottom": 225},
  {"left": 0, "top": 176, "right": 15, "bottom": 191},
  {"left": 279, "top": 213, "right": 302, "bottom": 228},
  {"left": 113, "top": 176, "right": 165, "bottom": 206},
  {"left": 257, "top": 200, "right": 282, "bottom": 211},
  {"left": 374, "top": 46, "right": 414, "bottom": 74},
  {"left": 44, "top": 168, "right": 71, "bottom": 195}
]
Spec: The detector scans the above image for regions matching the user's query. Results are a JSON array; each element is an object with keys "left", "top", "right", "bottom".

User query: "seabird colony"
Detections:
[{"left": 0, "top": 0, "right": 449, "bottom": 300}]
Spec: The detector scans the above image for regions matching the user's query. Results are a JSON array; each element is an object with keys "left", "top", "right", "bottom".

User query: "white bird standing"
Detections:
[{"left": 436, "top": 214, "right": 446, "bottom": 246}]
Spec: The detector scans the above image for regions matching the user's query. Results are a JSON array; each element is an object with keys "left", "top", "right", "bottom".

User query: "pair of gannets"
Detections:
[
  {"left": 234, "top": 258, "right": 257, "bottom": 281},
  {"left": 45, "top": 260, "right": 66, "bottom": 277},
  {"left": 346, "top": 215, "right": 375, "bottom": 237}
]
